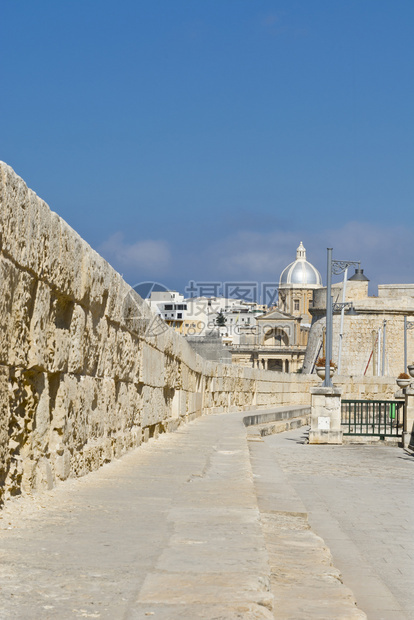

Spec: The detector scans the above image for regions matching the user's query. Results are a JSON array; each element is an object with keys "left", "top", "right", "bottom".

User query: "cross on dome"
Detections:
[{"left": 296, "top": 241, "right": 306, "bottom": 260}]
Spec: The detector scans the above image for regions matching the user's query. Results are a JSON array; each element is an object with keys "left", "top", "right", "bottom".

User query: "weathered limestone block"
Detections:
[
  {"left": 47, "top": 295, "right": 74, "bottom": 373},
  {"left": 120, "top": 286, "right": 154, "bottom": 338},
  {"left": 26, "top": 191, "right": 51, "bottom": 275},
  {"left": 164, "top": 354, "right": 180, "bottom": 390},
  {"left": 177, "top": 389, "right": 189, "bottom": 417},
  {"left": 115, "top": 329, "right": 139, "bottom": 382},
  {"left": 1, "top": 260, "right": 36, "bottom": 367},
  {"left": 54, "top": 447, "right": 71, "bottom": 481},
  {"left": 27, "top": 280, "right": 51, "bottom": 369},
  {"left": 80, "top": 246, "right": 111, "bottom": 314},
  {"left": 141, "top": 385, "right": 168, "bottom": 428},
  {"left": 5, "top": 368, "right": 49, "bottom": 496},
  {"left": 153, "top": 326, "right": 175, "bottom": 356},
  {"left": 0, "top": 367, "right": 10, "bottom": 494},
  {"left": 0, "top": 163, "right": 31, "bottom": 266},
  {"left": 32, "top": 372, "right": 50, "bottom": 453},
  {"left": 83, "top": 377, "right": 105, "bottom": 440},
  {"left": 112, "top": 380, "right": 131, "bottom": 435},
  {"left": 68, "top": 303, "right": 87, "bottom": 373},
  {"left": 180, "top": 363, "right": 192, "bottom": 392},
  {"left": 185, "top": 391, "right": 197, "bottom": 416},
  {"left": 0, "top": 257, "right": 20, "bottom": 364},
  {"left": 141, "top": 343, "right": 165, "bottom": 387},
  {"left": 82, "top": 312, "right": 107, "bottom": 376},
  {"left": 105, "top": 273, "right": 123, "bottom": 323},
  {"left": 45, "top": 211, "right": 63, "bottom": 287},
  {"left": 123, "top": 382, "right": 142, "bottom": 429},
  {"left": 30, "top": 457, "right": 54, "bottom": 491},
  {"left": 57, "top": 219, "right": 84, "bottom": 300},
  {"left": 186, "top": 369, "right": 200, "bottom": 393},
  {"left": 100, "top": 322, "right": 119, "bottom": 377},
  {"left": 49, "top": 373, "right": 80, "bottom": 449}
]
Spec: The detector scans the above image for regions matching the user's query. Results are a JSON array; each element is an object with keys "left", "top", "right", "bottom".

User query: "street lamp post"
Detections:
[
  {"left": 324, "top": 249, "right": 360, "bottom": 388},
  {"left": 404, "top": 316, "right": 414, "bottom": 372}
]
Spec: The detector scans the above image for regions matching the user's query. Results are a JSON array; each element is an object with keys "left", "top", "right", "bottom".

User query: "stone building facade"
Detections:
[{"left": 303, "top": 273, "right": 414, "bottom": 377}]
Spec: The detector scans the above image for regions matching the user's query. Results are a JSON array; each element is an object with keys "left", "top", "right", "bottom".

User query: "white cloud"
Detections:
[
  {"left": 210, "top": 230, "right": 301, "bottom": 279},
  {"left": 97, "top": 221, "right": 413, "bottom": 296},
  {"left": 315, "top": 221, "right": 414, "bottom": 288},
  {"left": 99, "top": 232, "right": 171, "bottom": 278}
]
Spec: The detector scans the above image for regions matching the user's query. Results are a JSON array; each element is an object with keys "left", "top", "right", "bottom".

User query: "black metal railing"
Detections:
[{"left": 341, "top": 400, "right": 404, "bottom": 437}]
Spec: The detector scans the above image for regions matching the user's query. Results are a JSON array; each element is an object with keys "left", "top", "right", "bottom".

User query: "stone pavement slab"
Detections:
[
  {"left": 0, "top": 412, "right": 365, "bottom": 620},
  {"left": 259, "top": 427, "right": 414, "bottom": 620}
]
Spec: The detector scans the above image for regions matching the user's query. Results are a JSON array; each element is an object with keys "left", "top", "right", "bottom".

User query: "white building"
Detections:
[{"left": 148, "top": 291, "right": 188, "bottom": 332}]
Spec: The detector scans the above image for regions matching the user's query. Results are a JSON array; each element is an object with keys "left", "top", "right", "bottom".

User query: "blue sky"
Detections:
[{"left": 1, "top": 0, "right": 413, "bottom": 295}]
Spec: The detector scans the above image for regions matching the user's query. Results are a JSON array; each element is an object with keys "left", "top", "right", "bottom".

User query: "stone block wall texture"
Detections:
[
  {"left": 0, "top": 162, "right": 399, "bottom": 504},
  {"left": 305, "top": 281, "right": 414, "bottom": 376}
]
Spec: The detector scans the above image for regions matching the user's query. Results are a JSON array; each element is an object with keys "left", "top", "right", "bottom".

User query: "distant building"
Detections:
[
  {"left": 231, "top": 242, "right": 323, "bottom": 372},
  {"left": 182, "top": 297, "right": 266, "bottom": 341},
  {"left": 147, "top": 290, "right": 188, "bottom": 332},
  {"left": 278, "top": 241, "right": 322, "bottom": 329}
]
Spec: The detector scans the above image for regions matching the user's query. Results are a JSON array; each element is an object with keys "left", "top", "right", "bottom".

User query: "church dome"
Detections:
[{"left": 279, "top": 242, "right": 322, "bottom": 288}]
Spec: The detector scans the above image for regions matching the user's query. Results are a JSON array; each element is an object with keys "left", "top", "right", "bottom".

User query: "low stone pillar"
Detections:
[
  {"left": 309, "top": 386, "right": 343, "bottom": 444},
  {"left": 403, "top": 387, "right": 414, "bottom": 449}
]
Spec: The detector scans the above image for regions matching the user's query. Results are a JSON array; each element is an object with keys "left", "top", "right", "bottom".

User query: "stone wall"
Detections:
[
  {"left": 304, "top": 281, "right": 414, "bottom": 376},
  {"left": 0, "top": 162, "right": 319, "bottom": 504},
  {"left": 0, "top": 162, "right": 402, "bottom": 506}
]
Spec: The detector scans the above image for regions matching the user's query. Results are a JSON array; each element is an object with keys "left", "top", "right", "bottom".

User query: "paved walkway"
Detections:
[
  {"left": 2, "top": 412, "right": 271, "bottom": 619},
  {"left": 0, "top": 412, "right": 406, "bottom": 619},
  {"left": 256, "top": 427, "right": 414, "bottom": 620}
]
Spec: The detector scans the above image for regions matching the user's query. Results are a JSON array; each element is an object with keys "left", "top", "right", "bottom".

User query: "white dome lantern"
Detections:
[{"left": 279, "top": 242, "right": 322, "bottom": 289}]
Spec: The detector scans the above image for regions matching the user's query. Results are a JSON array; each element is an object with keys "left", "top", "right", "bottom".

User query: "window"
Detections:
[
  {"left": 294, "top": 300, "right": 300, "bottom": 311},
  {"left": 164, "top": 304, "right": 173, "bottom": 310},
  {"left": 177, "top": 313, "right": 182, "bottom": 319}
]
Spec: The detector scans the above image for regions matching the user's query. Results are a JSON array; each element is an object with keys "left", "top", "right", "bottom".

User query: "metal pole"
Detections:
[
  {"left": 372, "top": 330, "right": 377, "bottom": 376},
  {"left": 382, "top": 320, "right": 387, "bottom": 376},
  {"left": 337, "top": 267, "right": 348, "bottom": 374},
  {"left": 324, "top": 248, "right": 333, "bottom": 387},
  {"left": 377, "top": 327, "right": 381, "bottom": 376},
  {"left": 404, "top": 316, "right": 407, "bottom": 372}
]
